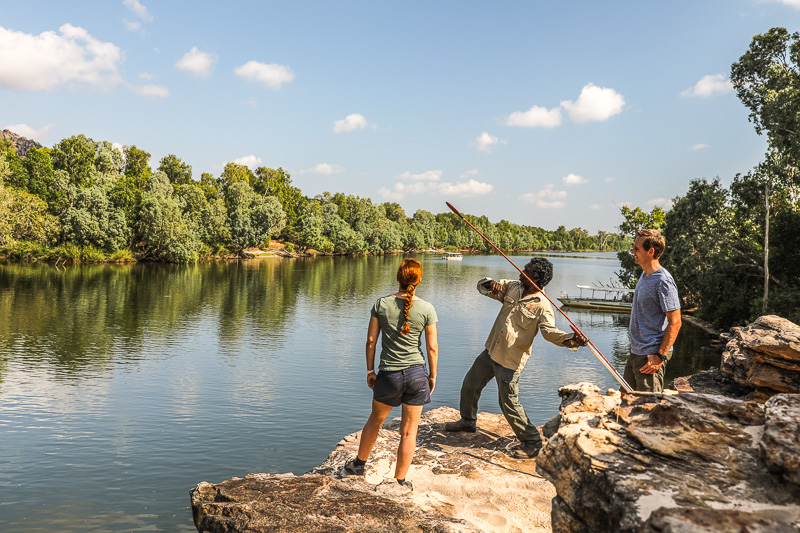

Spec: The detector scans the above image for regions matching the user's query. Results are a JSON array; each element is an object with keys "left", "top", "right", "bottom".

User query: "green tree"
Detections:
[
  {"left": 663, "top": 179, "right": 763, "bottom": 327},
  {"left": 94, "top": 141, "right": 124, "bottom": 175},
  {"left": 296, "top": 201, "right": 330, "bottom": 252},
  {"left": 0, "top": 180, "right": 59, "bottom": 247},
  {"left": 219, "top": 162, "right": 253, "bottom": 193},
  {"left": 321, "top": 203, "right": 364, "bottom": 253},
  {"left": 174, "top": 183, "right": 230, "bottom": 250},
  {"left": 134, "top": 172, "right": 200, "bottom": 262},
  {"left": 158, "top": 154, "right": 193, "bottom": 186},
  {"left": 61, "top": 184, "right": 130, "bottom": 252},
  {"left": 51, "top": 135, "right": 96, "bottom": 187},
  {"left": 252, "top": 166, "right": 307, "bottom": 243},
  {"left": 22, "top": 147, "right": 55, "bottom": 201},
  {"left": 731, "top": 27, "right": 800, "bottom": 168},
  {"left": 124, "top": 145, "right": 152, "bottom": 180},
  {"left": 224, "top": 181, "right": 286, "bottom": 253}
]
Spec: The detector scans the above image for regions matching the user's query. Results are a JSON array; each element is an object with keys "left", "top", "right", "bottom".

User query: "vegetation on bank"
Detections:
[
  {"left": 0, "top": 138, "right": 629, "bottom": 266},
  {"left": 3, "top": 26, "right": 798, "bottom": 331},
  {"left": 616, "top": 28, "right": 800, "bottom": 329}
]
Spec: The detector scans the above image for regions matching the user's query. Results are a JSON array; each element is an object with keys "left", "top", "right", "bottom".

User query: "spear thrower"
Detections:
[{"left": 446, "top": 201, "right": 633, "bottom": 392}]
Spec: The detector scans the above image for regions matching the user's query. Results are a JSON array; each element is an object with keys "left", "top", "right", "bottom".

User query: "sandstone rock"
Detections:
[
  {"left": 721, "top": 316, "right": 800, "bottom": 395},
  {"left": 641, "top": 508, "right": 798, "bottom": 533},
  {"left": 761, "top": 394, "right": 800, "bottom": 486},
  {"left": 192, "top": 406, "right": 556, "bottom": 533},
  {"left": 1, "top": 129, "right": 42, "bottom": 158},
  {"left": 536, "top": 383, "right": 800, "bottom": 533}
]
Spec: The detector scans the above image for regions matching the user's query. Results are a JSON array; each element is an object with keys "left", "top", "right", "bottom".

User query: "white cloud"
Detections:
[
  {"left": 123, "top": 0, "right": 153, "bottom": 21},
  {"left": 505, "top": 83, "right": 625, "bottom": 128},
  {"left": 333, "top": 113, "right": 373, "bottom": 133},
  {"left": 234, "top": 61, "right": 294, "bottom": 89},
  {"left": 399, "top": 170, "right": 442, "bottom": 181},
  {"left": 505, "top": 105, "right": 562, "bottom": 128},
  {"left": 681, "top": 74, "right": 733, "bottom": 97},
  {"left": 604, "top": 177, "right": 616, "bottom": 183},
  {"left": 691, "top": 143, "right": 709, "bottom": 151},
  {"left": 0, "top": 24, "right": 123, "bottom": 91},
  {"left": 138, "top": 71, "right": 154, "bottom": 80},
  {"left": 460, "top": 169, "right": 480, "bottom": 179},
  {"left": 647, "top": 197, "right": 672, "bottom": 208},
  {"left": 233, "top": 155, "right": 262, "bottom": 169},
  {"left": 472, "top": 131, "right": 507, "bottom": 153},
  {"left": 560, "top": 83, "right": 625, "bottom": 123},
  {"left": 437, "top": 179, "right": 494, "bottom": 197},
  {"left": 4, "top": 122, "right": 55, "bottom": 143},
  {"left": 298, "top": 163, "right": 345, "bottom": 175},
  {"left": 241, "top": 97, "right": 258, "bottom": 106},
  {"left": 590, "top": 204, "right": 602, "bottom": 210},
  {"left": 562, "top": 173, "right": 588, "bottom": 185},
  {"left": 521, "top": 184, "right": 567, "bottom": 208},
  {"left": 125, "top": 20, "right": 142, "bottom": 32},
  {"left": 176, "top": 47, "right": 217, "bottom": 78},
  {"left": 378, "top": 186, "right": 405, "bottom": 201},
  {"left": 131, "top": 84, "right": 169, "bottom": 98},
  {"left": 379, "top": 174, "right": 493, "bottom": 200}
]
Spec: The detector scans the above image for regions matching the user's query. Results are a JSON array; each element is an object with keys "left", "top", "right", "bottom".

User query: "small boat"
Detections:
[
  {"left": 558, "top": 285, "right": 634, "bottom": 312},
  {"left": 441, "top": 252, "right": 463, "bottom": 260}
]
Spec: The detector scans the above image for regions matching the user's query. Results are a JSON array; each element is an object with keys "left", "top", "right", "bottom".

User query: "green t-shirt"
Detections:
[{"left": 371, "top": 295, "right": 438, "bottom": 372}]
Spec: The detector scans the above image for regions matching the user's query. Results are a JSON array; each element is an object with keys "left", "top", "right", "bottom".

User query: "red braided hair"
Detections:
[{"left": 396, "top": 258, "right": 422, "bottom": 335}]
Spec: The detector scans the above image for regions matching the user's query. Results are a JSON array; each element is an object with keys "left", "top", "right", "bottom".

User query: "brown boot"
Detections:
[
  {"left": 444, "top": 419, "right": 477, "bottom": 433},
  {"left": 508, "top": 441, "right": 542, "bottom": 459}
]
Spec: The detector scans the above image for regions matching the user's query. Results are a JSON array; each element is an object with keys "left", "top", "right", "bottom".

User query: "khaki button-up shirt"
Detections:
[{"left": 479, "top": 277, "right": 575, "bottom": 372}]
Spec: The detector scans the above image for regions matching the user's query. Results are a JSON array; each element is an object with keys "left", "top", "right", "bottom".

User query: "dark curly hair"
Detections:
[{"left": 525, "top": 257, "right": 553, "bottom": 288}]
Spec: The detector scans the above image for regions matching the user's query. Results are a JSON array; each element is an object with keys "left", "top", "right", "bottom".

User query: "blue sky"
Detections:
[{"left": 2, "top": 1, "right": 799, "bottom": 232}]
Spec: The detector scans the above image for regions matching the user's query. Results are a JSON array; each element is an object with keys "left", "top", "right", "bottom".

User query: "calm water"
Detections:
[{"left": 0, "top": 254, "right": 718, "bottom": 532}]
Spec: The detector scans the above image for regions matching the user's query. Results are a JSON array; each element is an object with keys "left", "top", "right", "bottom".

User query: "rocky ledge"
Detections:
[
  {"left": 191, "top": 406, "right": 554, "bottom": 532},
  {"left": 191, "top": 316, "right": 800, "bottom": 532}
]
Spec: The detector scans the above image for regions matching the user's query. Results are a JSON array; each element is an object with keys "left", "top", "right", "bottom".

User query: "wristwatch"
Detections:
[{"left": 657, "top": 352, "right": 668, "bottom": 362}]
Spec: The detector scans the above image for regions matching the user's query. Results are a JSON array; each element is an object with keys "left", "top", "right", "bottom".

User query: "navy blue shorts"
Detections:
[{"left": 373, "top": 365, "right": 431, "bottom": 407}]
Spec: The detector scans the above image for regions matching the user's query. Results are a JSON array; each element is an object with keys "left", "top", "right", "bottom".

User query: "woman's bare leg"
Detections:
[
  {"left": 356, "top": 400, "right": 394, "bottom": 462},
  {"left": 394, "top": 403, "right": 423, "bottom": 480}
]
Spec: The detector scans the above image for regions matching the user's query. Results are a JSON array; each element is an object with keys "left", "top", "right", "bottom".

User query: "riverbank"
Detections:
[{"left": 0, "top": 238, "right": 628, "bottom": 264}]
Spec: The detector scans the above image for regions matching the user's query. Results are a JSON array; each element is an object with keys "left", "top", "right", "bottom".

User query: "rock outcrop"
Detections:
[
  {"left": 1, "top": 129, "right": 43, "bottom": 158},
  {"left": 536, "top": 383, "right": 800, "bottom": 532},
  {"left": 190, "top": 316, "right": 800, "bottom": 532},
  {"left": 720, "top": 315, "right": 800, "bottom": 395},
  {"left": 192, "top": 407, "right": 555, "bottom": 533}
]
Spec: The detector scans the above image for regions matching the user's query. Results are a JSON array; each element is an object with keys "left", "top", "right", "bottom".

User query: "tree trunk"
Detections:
[{"left": 763, "top": 180, "right": 770, "bottom": 314}]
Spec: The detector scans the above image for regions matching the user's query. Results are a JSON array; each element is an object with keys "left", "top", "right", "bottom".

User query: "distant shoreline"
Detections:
[{"left": 0, "top": 242, "right": 627, "bottom": 265}]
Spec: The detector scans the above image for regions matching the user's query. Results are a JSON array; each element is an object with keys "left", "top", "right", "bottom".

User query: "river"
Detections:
[{"left": 0, "top": 253, "right": 718, "bottom": 531}]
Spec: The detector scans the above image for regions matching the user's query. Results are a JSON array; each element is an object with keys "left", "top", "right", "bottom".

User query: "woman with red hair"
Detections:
[{"left": 344, "top": 258, "right": 438, "bottom": 490}]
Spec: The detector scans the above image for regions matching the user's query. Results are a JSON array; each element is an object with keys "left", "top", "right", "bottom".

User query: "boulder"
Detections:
[
  {"left": 720, "top": 315, "right": 800, "bottom": 395},
  {"left": 535, "top": 383, "right": 800, "bottom": 532},
  {"left": 191, "top": 406, "right": 557, "bottom": 533}
]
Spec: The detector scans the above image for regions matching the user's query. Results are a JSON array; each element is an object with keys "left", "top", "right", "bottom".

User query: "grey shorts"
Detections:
[{"left": 373, "top": 365, "right": 431, "bottom": 407}]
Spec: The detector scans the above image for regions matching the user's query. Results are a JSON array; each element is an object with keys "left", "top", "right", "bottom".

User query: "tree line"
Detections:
[
  {"left": 616, "top": 27, "right": 800, "bottom": 329},
  {"left": 0, "top": 137, "right": 629, "bottom": 263}
]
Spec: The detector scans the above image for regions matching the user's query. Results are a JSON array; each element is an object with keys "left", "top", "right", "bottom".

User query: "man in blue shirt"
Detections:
[{"left": 625, "top": 229, "right": 682, "bottom": 392}]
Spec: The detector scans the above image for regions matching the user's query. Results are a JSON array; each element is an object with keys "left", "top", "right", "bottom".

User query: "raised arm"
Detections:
[
  {"left": 424, "top": 323, "right": 438, "bottom": 394},
  {"left": 477, "top": 277, "right": 505, "bottom": 302}
]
